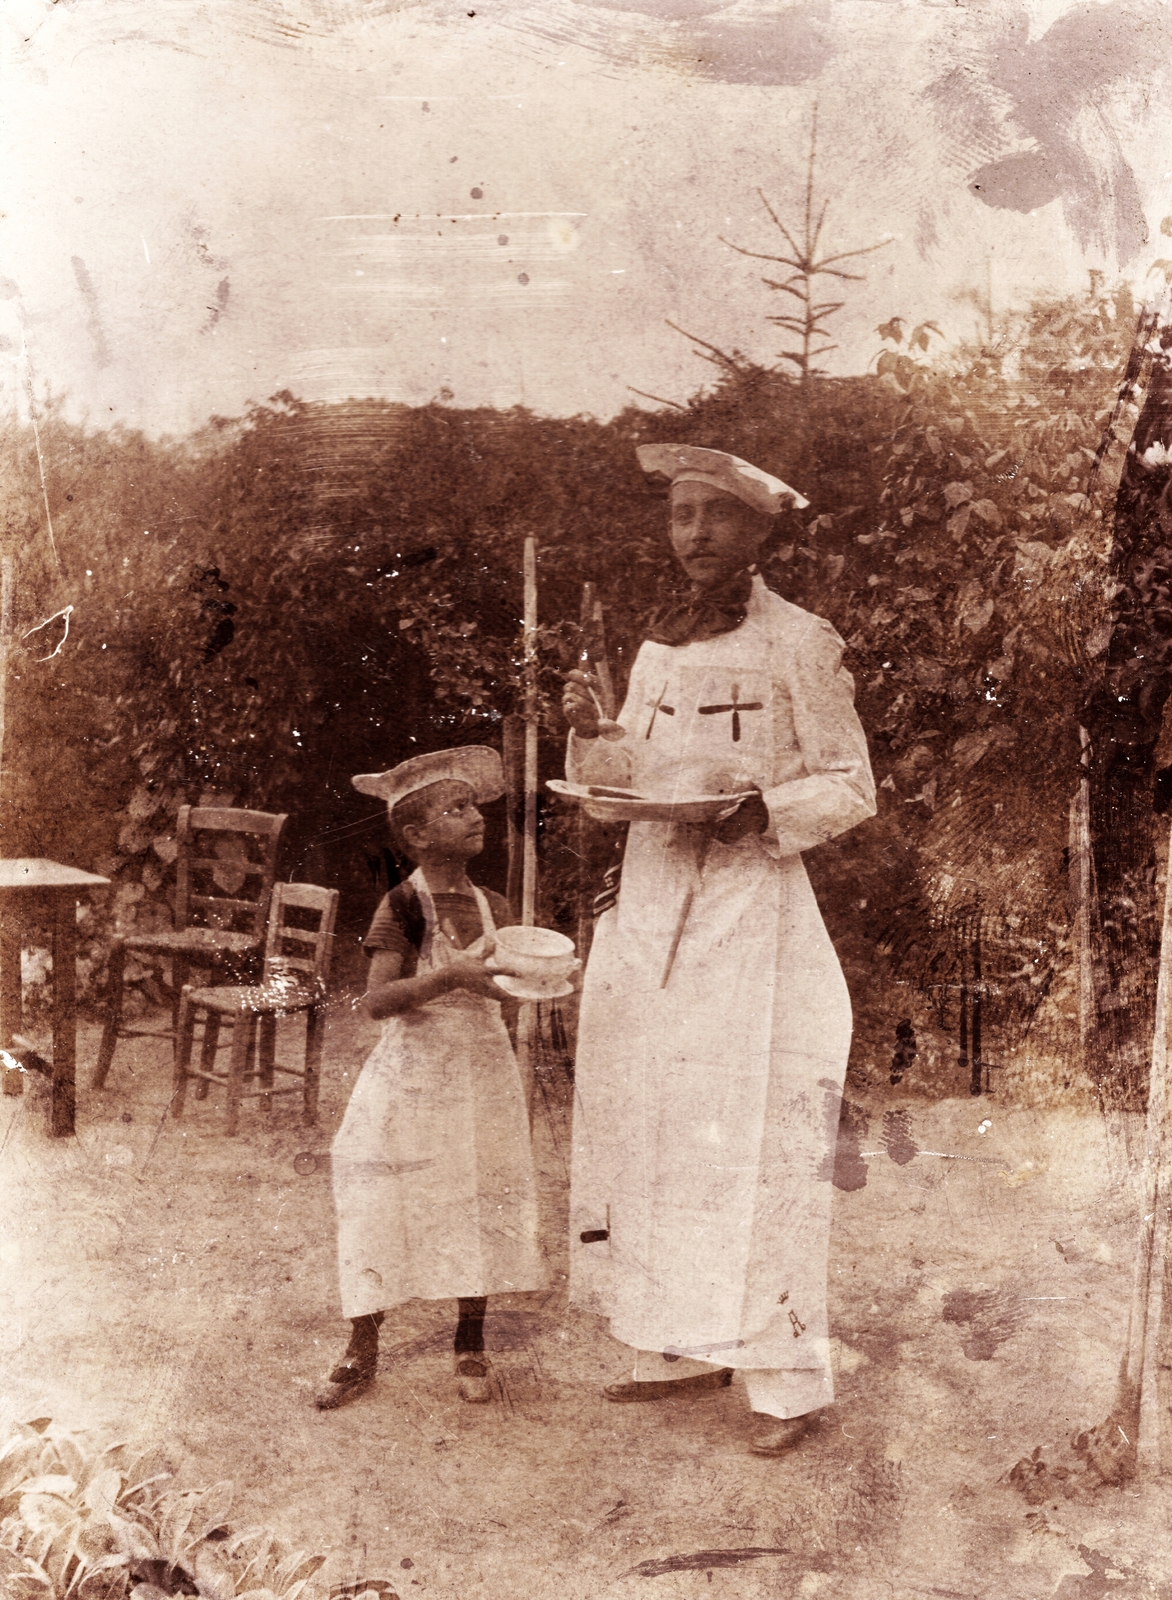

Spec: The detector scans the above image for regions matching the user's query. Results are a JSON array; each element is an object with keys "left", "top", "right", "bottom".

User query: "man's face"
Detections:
[{"left": 669, "top": 481, "right": 769, "bottom": 590}]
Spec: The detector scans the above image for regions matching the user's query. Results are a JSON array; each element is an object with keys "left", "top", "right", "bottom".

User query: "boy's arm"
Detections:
[{"left": 363, "top": 946, "right": 499, "bottom": 1019}]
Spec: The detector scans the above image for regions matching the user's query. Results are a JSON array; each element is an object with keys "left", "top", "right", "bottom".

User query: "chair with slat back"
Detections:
[
  {"left": 172, "top": 882, "right": 339, "bottom": 1134},
  {"left": 93, "top": 806, "right": 289, "bottom": 1089}
]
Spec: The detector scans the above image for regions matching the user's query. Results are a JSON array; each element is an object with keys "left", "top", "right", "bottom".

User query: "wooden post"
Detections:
[
  {"left": 970, "top": 911, "right": 983, "bottom": 1098},
  {"left": 516, "top": 535, "right": 539, "bottom": 1120},
  {"left": 577, "top": 584, "right": 596, "bottom": 963},
  {"left": 0, "top": 558, "right": 20, "bottom": 1096},
  {"left": 1128, "top": 808, "right": 1172, "bottom": 1470},
  {"left": 1071, "top": 726, "right": 1097, "bottom": 1068},
  {"left": 0, "top": 556, "right": 12, "bottom": 820},
  {"left": 522, "top": 535, "right": 538, "bottom": 928},
  {"left": 575, "top": 587, "right": 615, "bottom": 970},
  {"left": 502, "top": 714, "right": 524, "bottom": 923},
  {"left": 49, "top": 889, "right": 76, "bottom": 1135},
  {"left": 0, "top": 915, "right": 21, "bottom": 1095},
  {"left": 957, "top": 937, "right": 968, "bottom": 1082}
]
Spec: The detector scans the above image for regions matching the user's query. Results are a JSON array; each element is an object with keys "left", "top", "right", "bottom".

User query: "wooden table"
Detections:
[{"left": 0, "top": 859, "right": 110, "bottom": 1136}]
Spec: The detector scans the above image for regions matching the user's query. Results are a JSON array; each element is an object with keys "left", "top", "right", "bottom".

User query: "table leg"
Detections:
[
  {"left": 303, "top": 1004, "right": 323, "bottom": 1126},
  {"left": 50, "top": 891, "right": 76, "bottom": 1137},
  {"left": 0, "top": 911, "right": 23, "bottom": 1096}
]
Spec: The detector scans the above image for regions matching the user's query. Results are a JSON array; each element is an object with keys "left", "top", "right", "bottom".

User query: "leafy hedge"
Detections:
[{"left": 1, "top": 282, "right": 1143, "bottom": 1089}]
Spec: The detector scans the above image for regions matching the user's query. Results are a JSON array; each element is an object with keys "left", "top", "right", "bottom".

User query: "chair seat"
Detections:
[
  {"left": 187, "top": 980, "right": 322, "bottom": 1016},
  {"left": 122, "top": 929, "right": 260, "bottom": 957}
]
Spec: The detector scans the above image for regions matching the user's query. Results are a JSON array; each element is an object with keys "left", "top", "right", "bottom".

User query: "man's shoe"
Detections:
[
  {"left": 603, "top": 1368, "right": 733, "bottom": 1403},
  {"left": 749, "top": 1411, "right": 818, "bottom": 1456},
  {"left": 314, "top": 1356, "right": 376, "bottom": 1410},
  {"left": 456, "top": 1356, "right": 492, "bottom": 1403}
]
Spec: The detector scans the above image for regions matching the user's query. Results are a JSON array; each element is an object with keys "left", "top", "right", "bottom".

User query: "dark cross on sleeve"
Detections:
[
  {"left": 644, "top": 683, "right": 675, "bottom": 738},
  {"left": 698, "top": 682, "right": 764, "bottom": 742}
]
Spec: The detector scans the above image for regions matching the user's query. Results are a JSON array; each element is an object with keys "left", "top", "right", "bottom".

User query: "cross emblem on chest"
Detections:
[
  {"left": 698, "top": 683, "right": 764, "bottom": 742},
  {"left": 644, "top": 683, "right": 675, "bottom": 738}
]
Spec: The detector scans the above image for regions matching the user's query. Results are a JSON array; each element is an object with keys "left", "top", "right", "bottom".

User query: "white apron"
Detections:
[
  {"left": 568, "top": 577, "right": 875, "bottom": 1375},
  {"left": 332, "top": 870, "right": 547, "bottom": 1318}
]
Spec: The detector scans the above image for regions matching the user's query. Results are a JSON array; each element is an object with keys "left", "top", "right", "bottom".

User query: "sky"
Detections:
[{"left": 2, "top": 0, "right": 1172, "bottom": 436}]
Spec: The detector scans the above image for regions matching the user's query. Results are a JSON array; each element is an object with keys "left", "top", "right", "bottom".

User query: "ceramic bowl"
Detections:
[{"left": 492, "top": 925, "right": 577, "bottom": 985}]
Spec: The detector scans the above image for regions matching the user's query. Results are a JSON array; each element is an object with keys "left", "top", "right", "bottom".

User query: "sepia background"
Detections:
[{"left": 5, "top": 0, "right": 1172, "bottom": 1596}]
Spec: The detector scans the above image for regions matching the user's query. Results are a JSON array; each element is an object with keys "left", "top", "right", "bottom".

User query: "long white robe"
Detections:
[{"left": 568, "top": 575, "right": 875, "bottom": 1379}]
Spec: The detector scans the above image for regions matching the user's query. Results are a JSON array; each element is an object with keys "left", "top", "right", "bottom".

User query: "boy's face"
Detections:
[{"left": 403, "top": 779, "right": 485, "bottom": 860}]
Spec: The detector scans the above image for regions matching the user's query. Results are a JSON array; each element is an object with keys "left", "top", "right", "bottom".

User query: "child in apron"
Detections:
[{"left": 318, "top": 746, "right": 547, "bottom": 1409}]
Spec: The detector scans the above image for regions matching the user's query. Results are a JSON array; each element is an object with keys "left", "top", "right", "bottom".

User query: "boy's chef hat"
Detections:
[
  {"left": 352, "top": 745, "right": 505, "bottom": 807},
  {"left": 636, "top": 443, "right": 808, "bottom": 513}
]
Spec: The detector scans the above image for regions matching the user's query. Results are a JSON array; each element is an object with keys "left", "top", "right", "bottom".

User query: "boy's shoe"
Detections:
[
  {"left": 313, "top": 1355, "right": 375, "bottom": 1410},
  {"left": 748, "top": 1410, "right": 819, "bottom": 1456},
  {"left": 603, "top": 1368, "right": 733, "bottom": 1403},
  {"left": 456, "top": 1355, "right": 492, "bottom": 1404},
  {"left": 314, "top": 1313, "right": 383, "bottom": 1411}
]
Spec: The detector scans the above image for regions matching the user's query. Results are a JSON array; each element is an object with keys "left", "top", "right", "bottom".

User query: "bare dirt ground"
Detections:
[{"left": 3, "top": 968, "right": 1172, "bottom": 1600}]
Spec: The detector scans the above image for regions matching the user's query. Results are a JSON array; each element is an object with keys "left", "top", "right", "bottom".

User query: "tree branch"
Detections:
[
  {"left": 720, "top": 236, "right": 803, "bottom": 269},
  {"left": 627, "top": 385, "right": 688, "bottom": 410},
  {"left": 664, "top": 318, "right": 746, "bottom": 372},
  {"left": 754, "top": 190, "right": 804, "bottom": 261},
  {"left": 760, "top": 279, "right": 808, "bottom": 300},
  {"left": 814, "top": 238, "right": 893, "bottom": 269},
  {"left": 809, "top": 197, "right": 830, "bottom": 259}
]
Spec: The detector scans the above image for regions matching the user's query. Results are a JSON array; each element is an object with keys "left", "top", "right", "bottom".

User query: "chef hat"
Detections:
[
  {"left": 636, "top": 443, "right": 809, "bottom": 514},
  {"left": 352, "top": 745, "right": 505, "bottom": 808}
]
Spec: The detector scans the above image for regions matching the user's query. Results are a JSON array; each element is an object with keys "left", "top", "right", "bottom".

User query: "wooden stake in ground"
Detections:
[
  {"left": 1010, "top": 809, "right": 1172, "bottom": 1497},
  {"left": 0, "top": 557, "right": 20, "bottom": 1098},
  {"left": 1069, "top": 726, "right": 1098, "bottom": 1073},
  {"left": 522, "top": 536, "right": 538, "bottom": 929},
  {"left": 575, "top": 583, "right": 616, "bottom": 967},
  {"left": 1129, "top": 814, "right": 1172, "bottom": 1474},
  {"left": 1068, "top": 815, "right": 1172, "bottom": 1482},
  {"left": 503, "top": 714, "right": 524, "bottom": 922},
  {"left": 576, "top": 584, "right": 595, "bottom": 965},
  {"left": 514, "top": 534, "right": 539, "bottom": 1120},
  {"left": 0, "top": 556, "right": 12, "bottom": 818}
]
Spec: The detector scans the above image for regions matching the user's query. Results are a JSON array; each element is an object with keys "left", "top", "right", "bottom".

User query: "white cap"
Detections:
[
  {"left": 352, "top": 745, "right": 505, "bottom": 807},
  {"left": 636, "top": 443, "right": 809, "bottom": 513}
]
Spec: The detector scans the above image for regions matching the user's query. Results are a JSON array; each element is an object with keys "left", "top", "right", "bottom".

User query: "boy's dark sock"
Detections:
[{"left": 454, "top": 1297, "right": 487, "bottom": 1354}]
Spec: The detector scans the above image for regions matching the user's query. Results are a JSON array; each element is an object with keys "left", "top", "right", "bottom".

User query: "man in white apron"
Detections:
[{"left": 563, "top": 445, "right": 875, "bottom": 1456}]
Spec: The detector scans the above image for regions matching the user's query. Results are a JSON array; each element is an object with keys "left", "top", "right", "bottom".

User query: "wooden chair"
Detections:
[
  {"left": 93, "top": 806, "right": 288, "bottom": 1088},
  {"left": 172, "top": 882, "right": 339, "bottom": 1135}
]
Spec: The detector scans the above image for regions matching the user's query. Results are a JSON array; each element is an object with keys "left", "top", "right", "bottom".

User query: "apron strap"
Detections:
[
  {"left": 471, "top": 884, "right": 497, "bottom": 943},
  {"left": 407, "top": 867, "right": 438, "bottom": 966}
]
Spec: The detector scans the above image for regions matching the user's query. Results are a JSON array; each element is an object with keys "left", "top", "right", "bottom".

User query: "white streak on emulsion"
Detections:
[
  {"left": 141, "top": 237, "right": 150, "bottom": 264},
  {"left": 319, "top": 212, "right": 587, "bottom": 222},
  {"left": 23, "top": 604, "right": 73, "bottom": 661}
]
